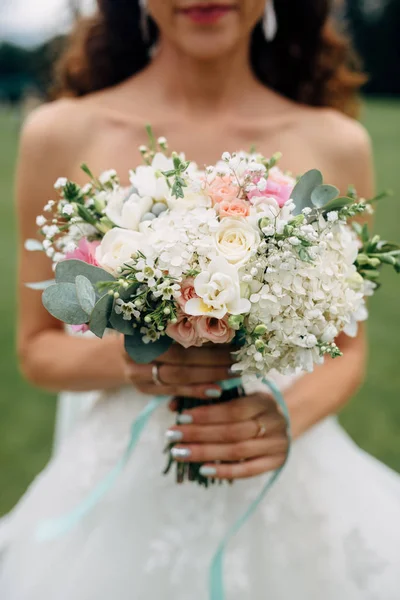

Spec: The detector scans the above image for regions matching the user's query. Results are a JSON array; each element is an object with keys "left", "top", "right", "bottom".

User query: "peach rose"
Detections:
[
  {"left": 219, "top": 198, "right": 250, "bottom": 218},
  {"left": 195, "top": 316, "right": 235, "bottom": 345},
  {"left": 177, "top": 278, "right": 198, "bottom": 310},
  {"left": 208, "top": 176, "right": 239, "bottom": 205},
  {"left": 166, "top": 314, "right": 203, "bottom": 348}
]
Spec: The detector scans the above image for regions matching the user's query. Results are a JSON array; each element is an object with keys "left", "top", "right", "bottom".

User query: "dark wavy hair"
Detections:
[{"left": 54, "top": 0, "right": 365, "bottom": 117}]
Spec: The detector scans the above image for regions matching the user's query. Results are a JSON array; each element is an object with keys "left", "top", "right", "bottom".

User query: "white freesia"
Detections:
[
  {"left": 186, "top": 256, "right": 251, "bottom": 318},
  {"left": 129, "top": 153, "right": 172, "bottom": 201},
  {"left": 214, "top": 217, "right": 260, "bottom": 266},
  {"left": 96, "top": 228, "right": 146, "bottom": 275},
  {"left": 167, "top": 185, "right": 211, "bottom": 211},
  {"left": 105, "top": 189, "right": 152, "bottom": 230}
]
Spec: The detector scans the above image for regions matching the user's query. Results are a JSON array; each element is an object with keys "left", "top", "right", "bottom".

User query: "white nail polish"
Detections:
[
  {"left": 205, "top": 388, "right": 222, "bottom": 399},
  {"left": 199, "top": 466, "right": 217, "bottom": 477},
  {"left": 177, "top": 414, "right": 193, "bottom": 425},
  {"left": 165, "top": 430, "right": 183, "bottom": 443},
  {"left": 171, "top": 447, "right": 191, "bottom": 459}
]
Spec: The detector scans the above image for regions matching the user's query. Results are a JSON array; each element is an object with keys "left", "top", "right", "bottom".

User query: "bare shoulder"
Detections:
[
  {"left": 299, "top": 106, "right": 375, "bottom": 195},
  {"left": 20, "top": 98, "right": 98, "bottom": 171}
]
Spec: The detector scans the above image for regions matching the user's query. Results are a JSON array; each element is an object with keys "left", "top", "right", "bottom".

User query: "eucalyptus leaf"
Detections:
[
  {"left": 89, "top": 293, "right": 113, "bottom": 338},
  {"left": 43, "top": 283, "right": 89, "bottom": 325},
  {"left": 56, "top": 259, "right": 115, "bottom": 289},
  {"left": 76, "top": 275, "right": 96, "bottom": 314},
  {"left": 322, "top": 197, "right": 353, "bottom": 213},
  {"left": 25, "top": 239, "right": 43, "bottom": 252},
  {"left": 109, "top": 309, "right": 135, "bottom": 336},
  {"left": 311, "top": 184, "right": 339, "bottom": 208},
  {"left": 26, "top": 279, "right": 55, "bottom": 290},
  {"left": 291, "top": 170, "right": 323, "bottom": 216},
  {"left": 124, "top": 331, "right": 173, "bottom": 364}
]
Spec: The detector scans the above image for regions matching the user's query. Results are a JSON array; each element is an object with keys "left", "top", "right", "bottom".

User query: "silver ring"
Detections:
[{"left": 152, "top": 363, "right": 163, "bottom": 386}]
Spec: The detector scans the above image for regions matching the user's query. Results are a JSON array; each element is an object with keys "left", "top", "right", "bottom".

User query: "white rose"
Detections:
[
  {"left": 185, "top": 256, "right": 251, "bottom": 318},
  {"left": 96, "top": 228, "right": 146, "bottom": 275},
  {"left": 214, "top": 217, "right": 260, "bottom": 266},
  {"left": 129, "top": 153, "right": 173, "bottom": 201},
  {"left": 105, "top": 189, "right": 152, "bottom": 230}
]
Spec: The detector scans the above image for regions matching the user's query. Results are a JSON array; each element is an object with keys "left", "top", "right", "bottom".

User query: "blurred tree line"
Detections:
[{"left": 0, "top": 0, "right": 399, "bottom": 104}]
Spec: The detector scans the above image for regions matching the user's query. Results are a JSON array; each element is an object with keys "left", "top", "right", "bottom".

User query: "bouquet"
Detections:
[{"left": 27, "top": 128, "right": 400, "bottom": 486}]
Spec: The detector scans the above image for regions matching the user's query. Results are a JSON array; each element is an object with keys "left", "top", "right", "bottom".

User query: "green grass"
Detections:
[{"left": 0, "top": 99, "right": 399, "bottom": 517}]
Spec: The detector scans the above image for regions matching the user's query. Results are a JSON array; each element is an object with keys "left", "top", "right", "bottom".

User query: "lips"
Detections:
[{"left": 177, "top": 3, "right": 237, "bottom": 25}]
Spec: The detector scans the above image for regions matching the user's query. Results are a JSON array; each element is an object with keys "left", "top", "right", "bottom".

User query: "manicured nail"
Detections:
[
  {"left": 205, "top": 388, "right": 222, "bottom": 399},
  {"left": 199, "top": 466, "right": 217, "bottom": 477},
  {"left": 177, "top": 414, "right": 193, "bottom": 425},
  {"left": 165, "top": 430, "right": 183, "bottom": 443},
  {"left": 171, "top": 447, "right": 192, "bottom": 459},
  {"left": 228, "top": 367, "right": 236, "bottom": 376}
]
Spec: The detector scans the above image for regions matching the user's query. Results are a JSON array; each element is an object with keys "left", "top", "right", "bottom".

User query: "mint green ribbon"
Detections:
[{"left": 36, "top": 378, "right": 291, "bottom": 600}]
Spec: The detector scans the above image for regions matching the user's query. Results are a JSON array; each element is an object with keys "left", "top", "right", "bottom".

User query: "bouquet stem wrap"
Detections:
[{"left": 36, "top": 377, "right": 291, "bottom": 600}]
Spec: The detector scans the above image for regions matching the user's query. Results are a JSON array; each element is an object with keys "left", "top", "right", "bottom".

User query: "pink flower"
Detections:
[
  {"left": 195, "top": 316, "right": 235, "bottom": 345},
  {"left": 248, "top": 167, "right": 295, "bottom": 208},
  {"left": 71, "top": 324, "right": 90, "bottom": 334},
  {"left": 177, "top": 278, "right": 198, "bottom": 310},
  {"left": 208, "top": 176, "right": 239, "bottom": 206},
  {"left": 219, "top": 198, "right": 250, "bottom": 218},
  {"left": 166, "top": 314, "right": 204, "bottom": 348},
  {"left": 65, "top": 239, "right": 100, "bottom": 266}
]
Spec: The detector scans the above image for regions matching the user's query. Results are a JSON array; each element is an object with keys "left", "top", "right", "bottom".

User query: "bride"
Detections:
[{"left": 1, "top": 1, "right": 400, "bottom": 598}]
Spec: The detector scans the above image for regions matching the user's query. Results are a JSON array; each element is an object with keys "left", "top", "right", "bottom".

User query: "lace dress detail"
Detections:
[{"left": 1, "top": 377, "right": 400, "bottom": 600}]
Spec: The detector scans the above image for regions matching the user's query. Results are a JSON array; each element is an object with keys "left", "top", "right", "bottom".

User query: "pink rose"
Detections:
[
  {"left": 71, "top": 324, "right": 90, "bottom": 334},
  {"left": 166, "top": 314, "right": 203, "bottom": 348},
  {"left": 195, "top": 316, "right": 235, "bottom": 345},
  {"left": 208, "top": 176, "right": 239, "bottom": 205},
  {"left": 248, "top": 167, "right": 295, "bottom": 208},
  {"left": 65, "top": 239, "right": 100, "bottom": 266},
  {"left": 177, "top": 278, "right": 198, "bottom": 310},
  {"left": 219, "top": 198, "right": 250, "bottom": 218}
]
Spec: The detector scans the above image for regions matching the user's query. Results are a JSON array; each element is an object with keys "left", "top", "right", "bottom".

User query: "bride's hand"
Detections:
[
  {"left": 167, "top": 393, "right": 289, "bottom": 480},
  {"left": 124, "top": 345, "right": 234, "bottom": 400}
]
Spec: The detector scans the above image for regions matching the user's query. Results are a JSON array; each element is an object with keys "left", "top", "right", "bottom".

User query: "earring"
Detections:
[
  {"left": 263, "top": 0, "right": 278, "bottom": 42},
  {"left": 139, "top": 0, "right": 150, "bottom": 43}
]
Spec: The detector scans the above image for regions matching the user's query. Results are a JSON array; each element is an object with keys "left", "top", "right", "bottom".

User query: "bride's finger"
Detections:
[
  {"left": 199, "top": 455, "right": 287, "bottom": 480},
  {"left": 136, "top": 383, "right": 223, "bottom": 400},
  {"left": 171, "top": 436, "right": 289, "bottom": 464},
  {"left": 180, "top": 394, "right": 276, "bottom": 424},
  {"left": 166, "top": 412, "right": 287, "bottom": 444},
  {"left": 127, "top": 362, "right": 233, "bottom": 385}
]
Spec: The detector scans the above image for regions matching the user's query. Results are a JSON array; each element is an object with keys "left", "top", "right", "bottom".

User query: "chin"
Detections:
[{"left": 174, "top": 31, "right": 242, "bottom": 60}]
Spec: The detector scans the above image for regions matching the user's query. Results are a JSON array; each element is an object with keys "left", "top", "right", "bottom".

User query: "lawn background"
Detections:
[{"left": 0, "top": 99, "right": 399, "bottom": 516}]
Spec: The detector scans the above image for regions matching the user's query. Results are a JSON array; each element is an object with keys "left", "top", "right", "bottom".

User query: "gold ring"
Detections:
[
  {"left": 151, "top": 363, "right": 163, "bottom": 386},
  {"left": 254, "top": 417, "right": 267, "bottom": 438}
]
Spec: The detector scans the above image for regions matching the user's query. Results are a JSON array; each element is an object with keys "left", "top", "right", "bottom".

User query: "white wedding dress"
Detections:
[{"left": 1, "top": 369, "right": 400, "bottom": 600}]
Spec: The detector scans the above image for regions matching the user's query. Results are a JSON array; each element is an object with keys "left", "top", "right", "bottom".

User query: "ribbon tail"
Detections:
[
  {"left": 209, "top": 377, "right": 292, "bottom": 600},
  {"left": 36, "top": 394, "right": 169, "bottom": 542}
]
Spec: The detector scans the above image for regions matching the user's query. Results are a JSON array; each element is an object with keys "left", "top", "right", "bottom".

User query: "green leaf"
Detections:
[
  {"left": 291, "top": 169, "right": 323, "bottom": 216},
  {"left": 56, "top": 260, "right": 115, "bottom": 289},
  {"left": 80, "top": 163, "right": 95, "bottom": 179},
  {"left": 361, "top": 223, "right": 370, "bottom": 244},
  {"left": 76, "top": 275, "right": 96, "bottom": 314},
  {"left": 26, "top": 279, "right": 55, "bottom": 290},
  {"left": 76, "top": 204, "right": 97, "bottom": 225},
  {"left": 352, "top": 222, "right": 363, "bottom": 236},
  {"left": 311, "top": 184, "right": 339, "bottom": 208},
  {"left": 298, "top": 247, "right": 313, "bottom": 263},
  {"left": 43, "top": 283, "right": 89, "bottom": 325},
  {"left": 124, "top": 331, "right": 173, "bottom": 364},
  {"left": 323, "top": 197, "right": 353, "bottom": 213},
  {"left": 89, "top": 293, "right": 113, "bottom": 338},
  {"left": 109, "top": 309, "right": 135, "bottom": 336}
]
